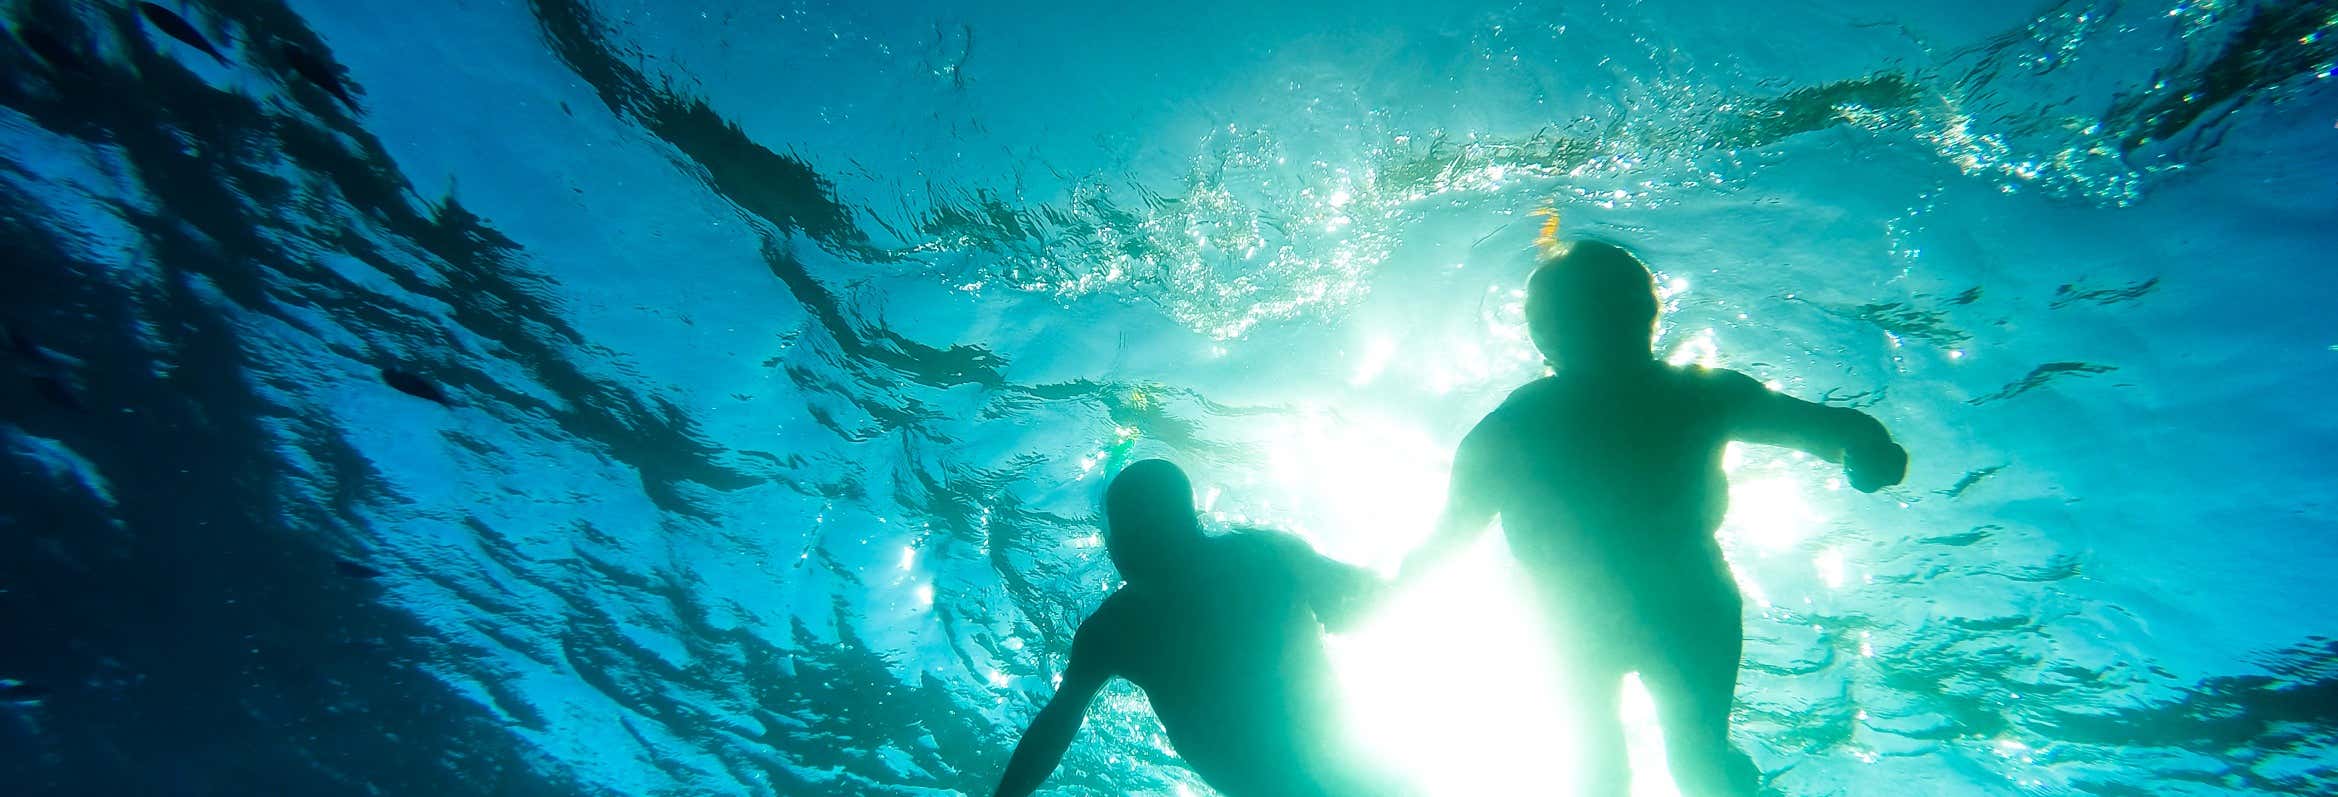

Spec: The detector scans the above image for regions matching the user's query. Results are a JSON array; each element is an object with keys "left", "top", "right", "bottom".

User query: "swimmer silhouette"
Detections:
[
  {"left": 996, "top": 459, "right": 1390, "bottom": 797},
  {"left": 1398, "top": 240, "right": 1908, "bottom": 796}
]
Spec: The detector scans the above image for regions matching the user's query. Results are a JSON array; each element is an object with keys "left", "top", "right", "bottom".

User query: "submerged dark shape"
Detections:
[
  {"left": 0, "top": 0, "right": 747, "bottom": 790},
  {"left": 2051, "top": 276, "right": 2160, "bottom": 309},
  {"left": 1937, "top": 464, "right": 2007, "bottom": 498},
  {"left": 2112, "top": 1, "right": 2338, "bottom": 153},
  {"left": 2, "top": 320, "right": 44, "bottom": 362},
  {"left": 1968, "top": 361, "right": 2118, "bottom": 405},
  {"left": 29, "top": 372, "right": 84, "bottom": 411},
  {"left": 278, "top": 43, "right": 358, "bottom": 111},
  {"left": 1399, "top": 239, "right": 1908, "bottom": 797},
  {"left": 17, "top": 26, "right": 87, "bottom": 74},
  {"left": 0, "top": 680, "right": 54, "bottom": 702},
  {"left": 995, "top": 459, "right": 1391, "bottom": 797},
  {"left": 334, "top": 559, "right": 386, "bottom": 579},
  {"left": 5, "top": 322, "right": 82, "bottom": 409},
  {"left": 380, "top": 368, "right": 453, "bottom": 407},
  {"left": 137, "top": 2, "right": 230, "bottom": 66},
  {"left": 528, "top": 0, "right": 874, "bottom": 255},
  {"left": 1846, "top": 300, "right": 1973, "bottom": 348},
  {"left": 1718, "top": 71, "right": 1924, "bottom": 148}
]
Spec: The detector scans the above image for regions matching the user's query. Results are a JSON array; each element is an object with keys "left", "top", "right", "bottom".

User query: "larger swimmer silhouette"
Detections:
[
  {"left": 1398, "top": 240, "right": 1908, "bottom": 796},
  {"left": 995, "top": 459, "right": 1389, "bottom": 797}
]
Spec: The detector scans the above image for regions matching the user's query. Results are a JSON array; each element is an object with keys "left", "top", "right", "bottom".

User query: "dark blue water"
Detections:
[{"left": 3, "top": 0, "right": 2335, "bottom": 794}]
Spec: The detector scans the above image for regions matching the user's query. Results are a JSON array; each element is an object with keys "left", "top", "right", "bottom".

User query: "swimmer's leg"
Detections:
[
  {"left": 1641, "top": 615, "right": 1759, "bottom": 796},
  {"left": 1560, "top": 662, "right": 1630, "bottom": 797}
]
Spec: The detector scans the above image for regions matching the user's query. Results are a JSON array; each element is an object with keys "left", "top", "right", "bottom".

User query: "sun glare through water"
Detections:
[{"left": 1245, "top": 408, "right": 1692, "bottom": 794}]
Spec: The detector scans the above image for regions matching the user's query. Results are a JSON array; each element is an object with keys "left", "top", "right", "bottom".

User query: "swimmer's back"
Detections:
[
  {"left": 1078, "top": 530, "right": 1359, "bottom": 795},
  {"left": 1096, "top": 530, "right": 1326, "bottom": 693},
  {"left": 1460, "top": 363, "right": 1750, "bottom": 575}
]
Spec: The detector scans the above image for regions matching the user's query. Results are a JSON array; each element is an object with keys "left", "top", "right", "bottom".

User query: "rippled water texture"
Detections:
[{"left": 3, "top": 0, "right": 2336, "bottom": 794}]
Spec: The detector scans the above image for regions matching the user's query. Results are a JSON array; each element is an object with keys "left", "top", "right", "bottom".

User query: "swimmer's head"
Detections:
[
  {"left": 1103, "top": 459, "right": 1203, "bottom": 584},
  {"left": 1524, "top": 239, "right": 1660, "bottom": 368}
]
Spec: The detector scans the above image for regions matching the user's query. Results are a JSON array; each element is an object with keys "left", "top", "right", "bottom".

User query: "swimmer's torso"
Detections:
[
  {"left": 1470, "top": 365, "right": 1740, "bottom": 611},
  {"left": 1089, "top": 532, "right": 1354, "bottom": 796}
]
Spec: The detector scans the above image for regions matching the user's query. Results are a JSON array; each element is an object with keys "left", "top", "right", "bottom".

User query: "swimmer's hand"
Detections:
[
  {"left": 1320, "top": 575, "right": 1392, "bottom": 633},
  {"left": 1845, "top": 441, "right": 1909, "bottom": 493}
]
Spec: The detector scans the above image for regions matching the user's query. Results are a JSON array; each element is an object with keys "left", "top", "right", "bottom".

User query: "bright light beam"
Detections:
[
  {"left": 1250, "top": 409, "right": 1689, "bottom": 795},
  {"left": 1324, "top": 539, "right": 1687, "bottom": 796},
  {"left": 1326, "top": 538, "right": 1574, "bottom": 795}
]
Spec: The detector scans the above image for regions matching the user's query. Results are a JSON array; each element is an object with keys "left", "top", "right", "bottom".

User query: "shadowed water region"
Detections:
[{"left": 2, "top": 0, "right": 2335, "bottom": 794}]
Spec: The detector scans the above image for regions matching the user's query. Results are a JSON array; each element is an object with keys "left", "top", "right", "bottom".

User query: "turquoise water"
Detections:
[{"left": 1, "top": 0, "right": 2334, "bottom": 794}]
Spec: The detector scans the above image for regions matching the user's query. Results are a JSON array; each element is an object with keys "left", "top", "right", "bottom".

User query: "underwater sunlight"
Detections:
[{"left": 3, "top": 0, "right": 2335, "bottom": 795}]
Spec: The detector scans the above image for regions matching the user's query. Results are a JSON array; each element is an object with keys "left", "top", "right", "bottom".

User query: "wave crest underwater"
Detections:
[{"left": 2, "top": 0, "right": 2335, "bottom": 794}]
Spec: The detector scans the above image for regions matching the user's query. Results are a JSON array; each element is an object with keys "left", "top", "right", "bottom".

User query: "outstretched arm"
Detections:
[
  {"left": 1716, "top": 370, "right": 1908, "bottom": 492},
  {"left": 1397, "top": 423, "right": 1502, "bottom": 585},
  {"left": 1261, "top": 533, "right": 1383, "bottom": 633},
  {"left": 995, "top": 618, "right": 1116, "bottom": 797}
]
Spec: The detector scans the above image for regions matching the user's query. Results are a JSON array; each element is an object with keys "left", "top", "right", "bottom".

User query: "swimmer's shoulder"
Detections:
[
  {"left": 1480, "top": 376, "right": 1564, "bottom": 428},
  {"left": 1500, "top": 374, "right": 1567, "bottom": 407},
  {"left": 1075, "top": 590, "right": 1145, "bottom": 664},
  {"left": 1459, "top": 376, "right": 1568, "bottom": 454},
  {"left": 1677, "top": 364, "right": 1770, "bottom": 406},
  {"left": 1091, "top": 586, "right": 1148, "bottom": 624},
  {"left": 1499, "top": 365, "right": 1760, "bottom": 417},
  {"left": 1220, "top": 527, "right": 1314, "bottom": 571},
  {"left": 1224, "top": 525, "right": 1303, "bottom": 547}
]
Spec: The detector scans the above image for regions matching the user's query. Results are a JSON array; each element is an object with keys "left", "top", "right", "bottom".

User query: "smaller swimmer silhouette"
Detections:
[
  {"left": 379, "top": 367, "right": 454, "bottom": 407},
  {"left": 17, "top": 25, "right": 90, "bottom": 75},
  {"left": 137, "top": 3, "right": 231, "bottom": 67},
  {"left": 995, "top": 459, "right": 1392, "bottom": 797},
  {"left": 278, "top": 42, "right": 359, "bottom": 111},
  {"left": 1398, "top": 239, "right": 1908, "bottom": 796}
]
